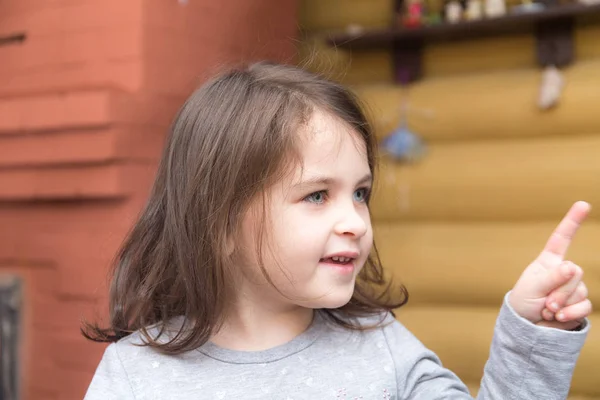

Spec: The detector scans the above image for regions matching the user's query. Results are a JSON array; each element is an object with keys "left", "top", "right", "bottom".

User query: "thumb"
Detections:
[{"left": 536, "top": 261, "right": 576, "bottom": 296}]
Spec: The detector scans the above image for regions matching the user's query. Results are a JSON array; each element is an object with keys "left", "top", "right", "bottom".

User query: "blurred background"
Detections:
[{"left": 0, "top": 0, "right": 598, "bottom": 399}]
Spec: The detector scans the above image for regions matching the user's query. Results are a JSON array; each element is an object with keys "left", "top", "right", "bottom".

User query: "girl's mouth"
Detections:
[{"left": 319, "top": 256, "right": 353, "bottom": 265}]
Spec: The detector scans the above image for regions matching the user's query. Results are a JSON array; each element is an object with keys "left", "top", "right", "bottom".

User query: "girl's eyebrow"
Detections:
[{"left": 292, "top": 173, "right": 372, "bottom": 188}]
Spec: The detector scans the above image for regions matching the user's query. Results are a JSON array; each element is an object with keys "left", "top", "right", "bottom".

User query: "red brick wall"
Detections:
[{"left": 0, "top": 1, "right": 298, "bottom": 399}]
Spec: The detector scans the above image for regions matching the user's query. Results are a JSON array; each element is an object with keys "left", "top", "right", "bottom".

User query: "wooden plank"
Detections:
[
  {"left": 299, "top": 37, "right": 394, "bottom": 84},
  {"left": 424, "top": 35, "right": 534, "bottom": 77},
  {"left": 374, "top": 221, "right": 600, "bottom": 306},
  {"left": 0, "top": 129, "right": 118, "bottom": 167},
  {"left": 0, "top": 163, "right": 155, "bottom": 201},
  {"left": 0, "top": 164, "right": 125, "bottom": 201},
  {"left": 0, "top": 127, "right": 164, "bottom": 168},
  {"left": 0, "top": 91, "right": 112, "bottom": 135},
  {"left": 370, "top": 135, "right": 600, "bottom": 221},
  {"left": 578, "top": 25, "right": 600, "bottom": 60},
  {"left": 356, "top": 59, "right": 600, "bottom": 142},
  {"left": 300, "top": 0, "right": 392, "bottom": 32}
]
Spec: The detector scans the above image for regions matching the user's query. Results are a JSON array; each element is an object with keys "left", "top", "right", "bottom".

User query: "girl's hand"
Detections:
[
  {"left": 537, "top": 262, "right": 590, "bottom": 330},
  {"left": 509, "top": 201, "right": 593, "bottom": 330}
]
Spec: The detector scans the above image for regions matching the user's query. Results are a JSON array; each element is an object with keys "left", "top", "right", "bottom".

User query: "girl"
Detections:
[{"left": 83, "top": 62, "right": 592, "bottom": 399}]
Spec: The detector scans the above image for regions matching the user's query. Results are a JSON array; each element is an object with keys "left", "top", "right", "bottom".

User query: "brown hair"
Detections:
[{"left": 82, "top": 61, "right": 408, "bottom": 354}]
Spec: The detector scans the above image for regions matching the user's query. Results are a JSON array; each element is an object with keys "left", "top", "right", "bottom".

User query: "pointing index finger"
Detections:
[{"left": 542, "top": 201, "right": 591, "bottom": 260}]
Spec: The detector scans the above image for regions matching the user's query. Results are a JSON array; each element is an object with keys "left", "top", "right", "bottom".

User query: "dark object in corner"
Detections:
[
  {"left": 0, "top": 33, "right": 26, "bottom": 47},
  {"left": 0, "top": 277, "right": 22, "bottom": 400}
]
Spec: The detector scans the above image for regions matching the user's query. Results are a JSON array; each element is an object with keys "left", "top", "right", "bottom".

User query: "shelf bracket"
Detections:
[
  {"left": 535, "top": 16, "right": 574, "bottom": 67},
  {"left": 393, "top": 40, "right": 424, "bottom": 85}
]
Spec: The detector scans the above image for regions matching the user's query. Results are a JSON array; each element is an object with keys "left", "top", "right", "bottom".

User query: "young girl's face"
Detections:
[{"left": 238, "top": 109, "right": 373, "bottom": 310}]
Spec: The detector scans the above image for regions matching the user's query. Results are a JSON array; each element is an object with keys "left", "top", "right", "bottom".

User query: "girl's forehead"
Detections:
[
  {"left": 289, "top": 112, "right": 369, "bottom": 181},
  {"left": 300, "top": 110, "right": 366, "bottom": 154},
  {"left": 305, "top": 109, "right": 349, "bottom": 137}
]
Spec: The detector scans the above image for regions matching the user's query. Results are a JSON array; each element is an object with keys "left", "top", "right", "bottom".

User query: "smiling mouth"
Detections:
[{"left": 319, "top": 256, "right": 354, "bottom": 265}]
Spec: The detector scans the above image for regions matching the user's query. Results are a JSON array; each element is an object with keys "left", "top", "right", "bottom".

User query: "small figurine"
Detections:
[
  {"left": 424, "top": 12, "right": 443, "bottom": 25},
  {"left": 445, "top": 0, "right": 463, "bottom": 23},
  {"left": 403, "top": 0, "right": 425, "bottom": 28},
  {"left": 424, "top": 0, "right": 444, "bottom": 25},
  {"left": 465, "top": 0, "right": 484, "bottom": 20},
  {"left": 485, "top": 0, "right": 507, "bottom": 17}
]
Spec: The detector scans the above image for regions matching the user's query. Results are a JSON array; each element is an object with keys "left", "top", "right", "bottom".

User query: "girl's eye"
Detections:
[
  {"left": 304, "top": 190, "right": 327, "bottom": 204},
  {"left": 354, "top": 188, "right": 370, "bottom": 202}
]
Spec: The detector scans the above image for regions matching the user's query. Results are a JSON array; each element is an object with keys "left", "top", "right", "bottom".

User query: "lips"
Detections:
[{"left": 319, "top": 251, "right": 359, "bottom": 265}]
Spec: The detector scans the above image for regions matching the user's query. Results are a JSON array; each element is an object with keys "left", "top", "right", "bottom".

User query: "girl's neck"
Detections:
[{"left": 210, "top": 299, "right": 314, "bottom": 352}]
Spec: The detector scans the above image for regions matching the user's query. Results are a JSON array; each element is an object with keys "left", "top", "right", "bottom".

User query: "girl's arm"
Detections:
[{"left": 383, "top": 294, "right": 589, "bottom": 400}]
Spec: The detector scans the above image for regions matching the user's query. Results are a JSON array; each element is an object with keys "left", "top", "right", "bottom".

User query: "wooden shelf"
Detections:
[{"left": 326, "top": 3, "right": 600, "bottom": 83}]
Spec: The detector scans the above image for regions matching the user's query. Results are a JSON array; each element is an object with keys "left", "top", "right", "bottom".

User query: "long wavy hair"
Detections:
[{"left": 82, "top": 61, "right": 408, "bottom": 354}]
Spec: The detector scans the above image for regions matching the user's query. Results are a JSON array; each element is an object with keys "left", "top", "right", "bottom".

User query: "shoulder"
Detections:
[
  {"left": 109, "top": 317, "right": 188, "bottom": 367},
  {"left": 319, "top": 311, "right": 439, "bottom": 378},
  {"left": 347, "top": 311, "right": 432, "bottom": 360},
  {"left": 108, "top": 331, "right": 160, "bottom": 367},
  {"left": 85, "top": 331, "right": 166, "bottom": 399}
]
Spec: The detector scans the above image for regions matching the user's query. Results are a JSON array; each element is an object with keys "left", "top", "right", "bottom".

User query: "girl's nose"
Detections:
[{"left": 333, "top": 207, "right": 368, "bottom": 238}]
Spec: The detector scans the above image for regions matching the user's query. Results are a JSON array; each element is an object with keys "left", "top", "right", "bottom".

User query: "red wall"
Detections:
[{"left": 0, "top": 1, "right": 298, "bottom": 399}]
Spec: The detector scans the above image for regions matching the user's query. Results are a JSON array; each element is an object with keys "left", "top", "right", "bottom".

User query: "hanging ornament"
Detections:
[
  {"left": 381, "top": 99, "right": 428, "bottom": 163},
  {"left": 538, "top": 65, "right": 564, "bottom": 110}
]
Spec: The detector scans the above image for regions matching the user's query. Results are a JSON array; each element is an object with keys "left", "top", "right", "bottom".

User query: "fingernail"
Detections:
[
  {"left": 557, "top": 311, "right": 565, "bottom": 321},
  {"left": 551, "top": 302, "right": 559, "bottom": 312}
]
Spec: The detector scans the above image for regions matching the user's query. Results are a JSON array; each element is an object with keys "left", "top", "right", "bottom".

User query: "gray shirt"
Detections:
[{"left": 84, "top": 292, "right": 589, "bottom": 399}]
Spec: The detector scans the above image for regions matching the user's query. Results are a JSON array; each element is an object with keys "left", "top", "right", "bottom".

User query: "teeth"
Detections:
[{"left": 331, "top": 256, "right": 351, "bottom": 262}]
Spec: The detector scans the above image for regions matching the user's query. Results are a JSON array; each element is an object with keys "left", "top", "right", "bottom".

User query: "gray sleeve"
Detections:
[
  {"left": 384, "top": 291, "right": 590, "bottom": 400},
  {"left": 478, "top": 291, "right": 589, "bottom": 399},
  {"left": 84, "top": 343, "right": 137, "bottom": 400}
]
